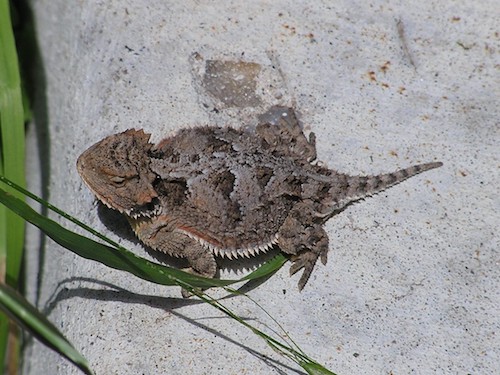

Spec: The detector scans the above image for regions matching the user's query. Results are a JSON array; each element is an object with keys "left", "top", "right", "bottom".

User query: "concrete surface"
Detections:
[{"left": 23, "top": 1, "right": 498, "bottom": 374}]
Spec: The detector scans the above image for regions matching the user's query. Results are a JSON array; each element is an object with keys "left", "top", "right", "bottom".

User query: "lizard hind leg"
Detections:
[
  {"left": 288, "top": 226, "right": 329, "bottom": 291},
  {"left": 277, "top": 203, "right": 330, "bottom": 291}
]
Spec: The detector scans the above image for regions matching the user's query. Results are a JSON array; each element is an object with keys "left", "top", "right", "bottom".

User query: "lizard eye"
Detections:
[{"left": 110, "top": 176, "right": 126, "bottom": 186}]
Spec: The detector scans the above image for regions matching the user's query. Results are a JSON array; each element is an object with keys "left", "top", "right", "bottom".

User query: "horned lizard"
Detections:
[{"left": 77, "top": 107, "right": 442, "bottom": 293}]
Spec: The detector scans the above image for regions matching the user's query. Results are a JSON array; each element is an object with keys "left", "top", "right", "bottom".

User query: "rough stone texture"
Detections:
[{"left": 24, "top": 1, "right": 498, "bottom": 374}]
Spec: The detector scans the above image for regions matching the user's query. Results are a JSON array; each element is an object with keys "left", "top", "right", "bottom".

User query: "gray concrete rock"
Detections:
[{"left": 23, "top": 1, "right": 498, "bottom": 374}]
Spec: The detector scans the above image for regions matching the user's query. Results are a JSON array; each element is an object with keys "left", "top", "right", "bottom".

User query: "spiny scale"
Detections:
[{"left": 180, "top": 228, "right": 279, "bottom": 259}]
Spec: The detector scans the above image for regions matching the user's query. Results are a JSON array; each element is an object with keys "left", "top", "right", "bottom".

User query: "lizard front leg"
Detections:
[{"left": 128, "top": 215, "right": 217, "bottom": 295}]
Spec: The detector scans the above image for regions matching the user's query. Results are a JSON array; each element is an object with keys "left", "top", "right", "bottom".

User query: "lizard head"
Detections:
[{"left": 77, "top": 129, "right": 159, "bottom": 218}]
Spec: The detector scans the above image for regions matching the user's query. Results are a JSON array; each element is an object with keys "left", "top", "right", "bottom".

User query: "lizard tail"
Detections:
[{"left": 323, "top": 161, "right": 443, "bottom": 214}]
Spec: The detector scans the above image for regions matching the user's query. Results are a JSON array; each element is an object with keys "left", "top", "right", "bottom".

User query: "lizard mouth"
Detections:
[
  {"left": 89, "top": 188, "right": 161, "bottom": 218},
  {"left": 99, "top": 197, "right": 161, "bottom": 219},
  {"left": 126, "top": 198, "right": 162, "bottom": 218}
]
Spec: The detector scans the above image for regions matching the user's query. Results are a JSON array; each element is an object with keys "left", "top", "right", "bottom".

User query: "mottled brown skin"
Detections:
[
  {"left": 77, "top": 129, "right": 159, "bottom": 218},
  {"left": 77, "top": 108, "right": 442, "bottom": 293}
]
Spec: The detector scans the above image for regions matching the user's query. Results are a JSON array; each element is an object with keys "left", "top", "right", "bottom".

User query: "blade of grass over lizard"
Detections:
[
  {"left": 0, "top": 178, "right": 285, "bottom": 289},
  {"left": 0, "top": 177, "right": 337, "bottom": 374},
  {"left": 0, "top": 186, "right": 228, "bottom": 288},
  {"left": 231, "top": 253, "right": 288, "bottom": 295}
]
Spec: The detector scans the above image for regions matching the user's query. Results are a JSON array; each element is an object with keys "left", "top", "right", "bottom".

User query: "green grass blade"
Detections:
[
  {"left": 0, "top": 186, "right": 223, "bottom": 288},
  {"left": 0, "top": 0, "right": 26, "bottom": 286},
  {"left": 240, "top": 253, "right": 288, "bottom": 281},
  {"left": 0, "top": 177, "right": 337, "bottom": 374},
  {"left": 0, "top": 0, "right": 27, "bottom": 371},
  {"left": 191, "top": 288, "right": 337, "bottom": 374},
  {"left": 0, "top": 283, "right": 94, "bottom": 375},
  {"left": 302, "top": 362, "right": 338, "bottom": 375},
  {"left": 233, "top": 253, "right": 287, "bottom": 294},
  {"left": 0, "top": 179, "right": 284, "bottom": 290}
]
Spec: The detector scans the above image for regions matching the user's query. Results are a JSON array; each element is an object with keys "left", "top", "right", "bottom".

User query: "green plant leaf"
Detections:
[
  {"left": 302, "top": 361, "right": 338, "bottom": 375},
  {"left": 0, "top": 0, "right": 28, "bottom": 371},
  {"left": 0, "top": 283, "right": 94, "bottom": 375},
  {"left": 0, "top": 0, "right": 26, "bottom": 286},
  {"left": 0, "top": 181, "right": 284, "bottom": 290},
  {"left": 0, "top": 177, "right": 338, "bottom": 374}
]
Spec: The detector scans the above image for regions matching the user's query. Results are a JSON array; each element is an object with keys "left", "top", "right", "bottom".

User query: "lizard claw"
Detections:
[{"left": 289, "top": 251, "right": 320, "bottom": 291}]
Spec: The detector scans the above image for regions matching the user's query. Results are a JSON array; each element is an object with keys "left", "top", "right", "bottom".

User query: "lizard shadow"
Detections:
[
  {"left": 96, "top": 203, "right": 139, "bottom": 243},
  {"left": 42, "top": 277, "right": 198, "bottom": 317},
  {"left": 96, "top": 202, "right": 284, "bottom": 278},
  {"left": 97, "top": 202, "right": 187, "bottom": 270},
  {"left": 41, "top": 277, "right": 305, "bottom": 375}
]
